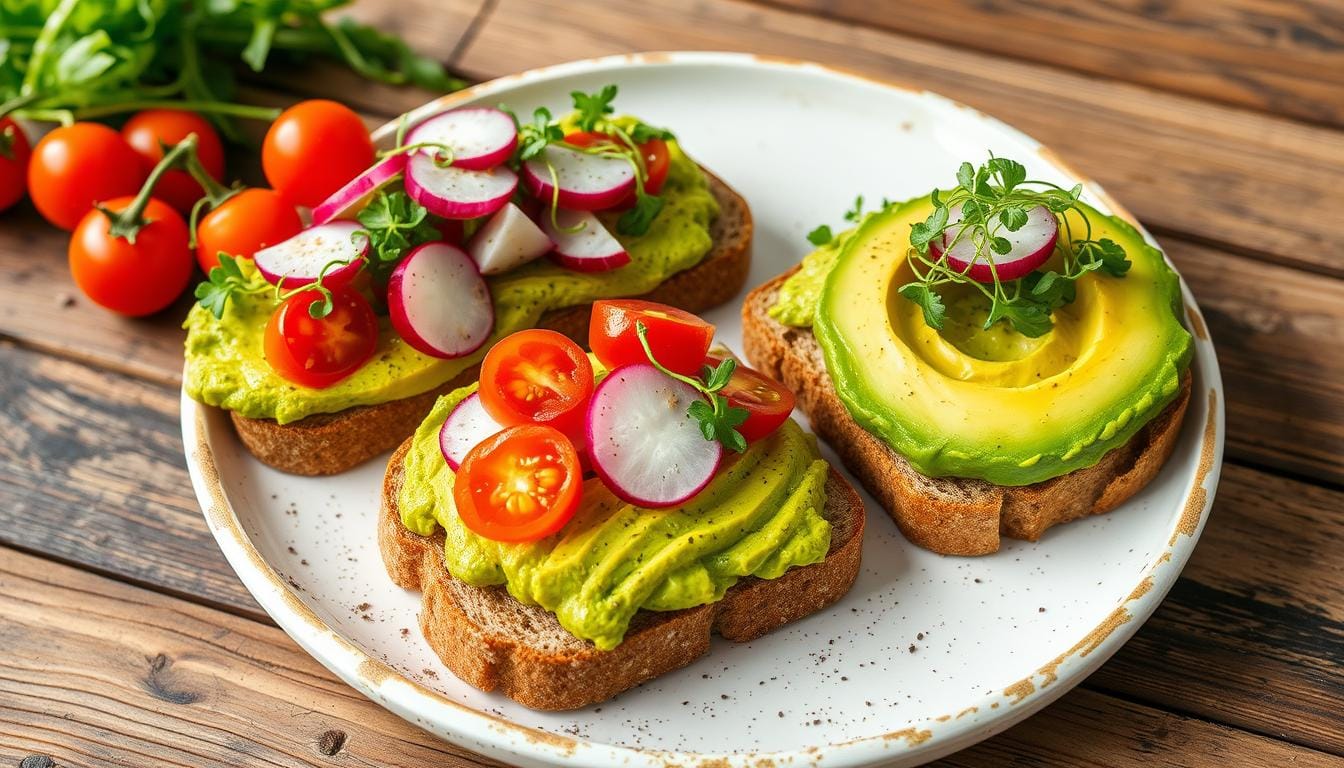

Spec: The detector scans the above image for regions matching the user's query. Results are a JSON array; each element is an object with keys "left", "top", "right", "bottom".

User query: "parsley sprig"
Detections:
[
  {"left": 356, "top": 189, "right": 441, "bottom": 284},
  {"left": 195, "top": 254, "right": 270, "bottom": 319},
  {"left": 900, "top": 155, "right": 1131, "bottom": 337},
  {"left": 634, "top": 322, "right": 750, "bottom": 453}
]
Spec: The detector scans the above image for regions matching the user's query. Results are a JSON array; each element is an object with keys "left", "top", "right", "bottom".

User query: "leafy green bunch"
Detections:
[
  {"left": 899, "top": 155, "right": 1130, "bottom": 337},
  {"left": 635, "top": 322, "right": 750, "bottom": 453},
  {"left": 0, "top": 0, "right": 462, "bottom": 135}
]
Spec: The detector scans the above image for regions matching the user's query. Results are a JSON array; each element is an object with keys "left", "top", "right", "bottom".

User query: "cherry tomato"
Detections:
[
  {"left": 479, "top": 329, "right": 594, "bottom": 435},
  {"left": 264, "top": 287, "right": 378, "bottom": 388},
  {"left": 263, "top": 100, "right": 374, "bottom": 208},
  {"left": 453, "top": 424, "right": 582, "bottom": 542},
  {"left": 564, "top": 131, "right": 669, "bottom": 196},
  {"left": 68, "top": 196, "right": 192, "bottom": 316},
  {"left": 589, "top": 299, "right": 714, "bottom": 378},
  {"left": 195, "top": 188, "right": 303, "bottom": 274},
  {"left": 705, "top": 355, "right": 796, "bottom": 443},
  {"left": 0, "top": 117, "right": 32, "bottom": 212},
  {"left": 29, "top": 123, "right": 146, "bottom": 230},
  {"left": 121, "top": 109, "right": 225, "bottom": 216}
]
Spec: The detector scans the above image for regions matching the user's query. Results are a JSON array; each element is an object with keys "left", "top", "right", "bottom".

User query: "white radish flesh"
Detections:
[
  {"left": 439, "top": 392, "right": 504, "bottom": 470},
  {"left": 521, "top": 144, "right": 635, "bottom": 211},
  {"left": 252, "top": 222, "right": 368, "bottom": 287},
  {"left": 930, "top": 204, "right": 1058, "bottom": 282},
  {"left": 311, "top": 155, "right": 406, "bottom": 225},
  {"left": 404, "top": 153, "right": 517, "bottom": 220},
  {"left": 542, "top": 209, "right": 630, "bottom": 272},
  {"left": 388, "top": 243, "right": 494, "bottom": 359},
  {"left": 406, "top": 107, "right": 518, "bottom": 171},
  {"left": 586, "top": 363, "right": 722, "bottom": 508},
  {"left": 468, "top": 203, "right": 553, "bottom": 275}
]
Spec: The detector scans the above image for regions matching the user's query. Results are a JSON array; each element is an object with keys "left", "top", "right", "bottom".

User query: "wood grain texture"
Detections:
[
  {"left": 1, "top": 546, "right": 1337, "bottom": 768},
  {"left": 455, "top": 0, "right": 1344, "bottom": 276},
  {"left": 760, "top": 0, "right": 1344, "bottom": 128}
]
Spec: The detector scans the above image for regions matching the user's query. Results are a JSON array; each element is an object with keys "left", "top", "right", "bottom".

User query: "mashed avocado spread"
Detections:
[
  {"left": 184, "top": 136, "right": 719, "bottom": 424},
  {"left": 397, "top": 383, "right": 832, "bottom": 650}
]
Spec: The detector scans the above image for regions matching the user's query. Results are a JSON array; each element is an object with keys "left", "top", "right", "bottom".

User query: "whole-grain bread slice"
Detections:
[
  {"left": 741, "top": 269, "right": 1191, "bottom": 557},
  {"left": 378, "top": 437, "right": 864, "bottom": 711},
  {"left": 231, "top": 169, "right": 752, "bottom": 476}
]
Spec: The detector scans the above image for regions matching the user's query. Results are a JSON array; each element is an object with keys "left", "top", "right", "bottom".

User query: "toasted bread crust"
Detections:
[
  {"left": 231, "top": 170, "right": 752, "bottom": 475},
  {"left": 378, "top": 438, "right": 864, "bottom": 711},
  {"left": 741, "top": 269, "right": 1191, "bottom": 556}
]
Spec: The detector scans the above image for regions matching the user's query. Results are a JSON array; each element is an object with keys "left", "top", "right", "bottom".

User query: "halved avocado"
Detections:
[{"left": 813, "top": 197, "right": 1193, "bottom": 486}]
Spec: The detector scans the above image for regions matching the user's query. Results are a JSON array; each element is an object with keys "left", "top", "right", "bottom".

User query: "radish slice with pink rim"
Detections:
[
  {"left": 311, "top": 155, "right": 406, "bottom": 225},
  {"left": 439, "top": 392, "right": 504, "bottom": 470},
  {"left": 252, "top": 221, "right": 368, "bottom": 287},
  {"left": 468, "top": 203, "right": 553, "bottom": 275},
  {"left": 586, "top": 363, "right": 722, "bottom": 508},
  {"left": 406, "top": 107, "right": 518, "bottom": 171},
  {"left": 388, "top": 242, "right": 494, "bottom": 359},
  {"left": 405, "top": 154, "right": 517, "bottom": 220},
  {"left": 521, "top": 144, "right": 635, "bottom": 212},
  {"left": 542, "top": 208, "right": 630, "bottom": 272},
  {"left": 930, "top": 203, "right": 1059, "bottom": 283}
]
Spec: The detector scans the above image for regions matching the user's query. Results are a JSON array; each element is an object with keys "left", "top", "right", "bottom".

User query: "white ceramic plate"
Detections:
[{"left": 183, "top": 52, "right": 1225, "bottom": 768}]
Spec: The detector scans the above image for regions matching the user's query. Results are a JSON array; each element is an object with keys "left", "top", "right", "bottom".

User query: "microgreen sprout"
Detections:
[{"left": 635, "top": 322, "right": 750, "bottom": 453}]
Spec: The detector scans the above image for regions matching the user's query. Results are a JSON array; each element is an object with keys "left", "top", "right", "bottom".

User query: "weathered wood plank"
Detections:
[
  {"left": 759, "top": 0, "right": 1344, "bottom": 129},
  {"left": 2, "top": 546, "right": 1337, "bottom": 768},
  {"left": 455, "top": 0, "right": 1344, "bottom": 276}
]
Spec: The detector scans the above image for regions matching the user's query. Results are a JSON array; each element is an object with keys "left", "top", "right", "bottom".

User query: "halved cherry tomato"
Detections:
[
  {"left": 590, "top": 299, "right": 714, "bottom": 377},
  {"left": 121, "top": 109, "right": 225, "bottom": 216},
  {"left": 705, "top": 355, "right": 796, "bottom": 442},
  {"left": 196, "top": 188, "right": 303, "bottom": 274},
  {"left": 564, "top": 131, "right": 670, "bottom": 197},
  {"left": 28, "top": 123, "right": 146, "bottom": 230},
  {"left": 479, "top": 329, "right": 594, "bottom": 434},
  {"left": 0, "top": 117, "right": 32, "bottom": 212},
  {"left": 264, "top": 287, "right": 377, "bottom": 388},
  {"left": 263, "top": 99, "right": 374, "bottom": 208},
  {"left": 68, "top": 196, "right": 193, "bottom": 316},
  {"left": 453, "top": 424, "right": 582, "bottom": 542}
]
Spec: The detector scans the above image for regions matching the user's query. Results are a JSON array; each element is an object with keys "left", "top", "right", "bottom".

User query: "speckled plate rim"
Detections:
[{"left": 182, "top": 51, "right": 1226, "bottom": 768}]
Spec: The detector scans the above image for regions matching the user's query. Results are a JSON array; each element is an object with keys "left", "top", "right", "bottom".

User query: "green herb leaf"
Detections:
[
  {"left": 1000, "top": 205, "right": 1028, "bottom": 231},
  {"left": 630, "top": 122, "right": 675, "bottom": 142},
  {"left": 843, "top": 195, "right": 865, "bottom": 223},
  {"left": 634, "top": 322, "right": 753, "bottom": 453},
  {"left": 357, "top": 189, "right": 439, "bottom": 280},
  {"left": 194, "top": 253, "right": 266, "bottom": 319},
  {"left": 956, "top": 162, "right": 975, "bottom": 191},
  {"left": 987, "top": 157, "right": 1027, "bottom": 191},
  {"left": 617, "top": 192, "right": 664, "bottom": 237},
  {"left": 898, "top": 283, "right": 946, "bottom": 329},
  {"left": 909, "top": 205, "right": 949, "bottom": 252},
  {"left": 572, "top": 84, "right": 618, "bottom": 132},
  {"left": 986, "top": 297, "right": 1053, "bottom": 338},
  {"left": 806, "top": 224, "right": 834, "bottom": 246},
  {"left": 703, "top": 357, "right": 737, "bottom": 392},
  {"left": 990, "top": 236, "right": 1013, "bottom": 255}
]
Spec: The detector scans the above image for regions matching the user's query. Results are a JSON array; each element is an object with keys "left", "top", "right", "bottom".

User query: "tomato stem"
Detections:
[{"left": 101, "top": 134, "right": 200, "bottom": 244}]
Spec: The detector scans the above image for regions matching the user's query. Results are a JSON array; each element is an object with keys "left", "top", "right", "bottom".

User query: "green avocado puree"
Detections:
[
  {"left": 183, "top": 134, "right": 719, "bottom": 424},
  {"left": 398, "top": 384, "right": 833, "bottom": 651}
]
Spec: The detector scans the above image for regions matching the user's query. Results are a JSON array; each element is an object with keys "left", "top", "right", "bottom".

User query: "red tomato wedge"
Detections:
[
  {"left": 264, "top": 288, "right": 378, "bottom": 388},
  {"left": 479, "top": 329, "right": 594, "bottom": 433},
  {"left": 590, "top": 299, "right": 714, "bottom": 377},
  {"left": 453, "top": 424, "right": 582, "bottom": 542},
  {"left": 705, "top": 355, "right": 796, "bottom": 442},
  {"left": 563, "top": 131, "right": 670, "bottom": 197}
]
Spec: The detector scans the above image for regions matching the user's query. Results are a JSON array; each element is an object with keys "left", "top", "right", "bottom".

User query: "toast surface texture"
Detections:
[
  {"left": 378, "top": 438, "right": 864, "bottom": 711},
  {"left": 232, "top": 170, "right": 753, "bottom": 475},
  {"left": 741, "top": 269, "right": 1191, "bottom": 556}
]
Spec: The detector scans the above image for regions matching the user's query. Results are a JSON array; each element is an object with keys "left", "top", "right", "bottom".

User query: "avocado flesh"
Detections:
[{"left": 813, "top": 197, "right": 1192, "bottom": 486}]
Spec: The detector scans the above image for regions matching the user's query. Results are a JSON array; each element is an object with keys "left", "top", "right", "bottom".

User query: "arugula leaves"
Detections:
[{"left": 635, "top": 322, "right": 751, "bottom": 453}]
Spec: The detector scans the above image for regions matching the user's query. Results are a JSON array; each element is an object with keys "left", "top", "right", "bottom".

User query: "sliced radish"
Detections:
[
  {"left": 404, "top": 153, "right": 517, "bottom": 220},
  {"left": 468, "top": 203, "right": 553, "bottom": 275},
  {"left": 439, "top": 392, "right": 504, "bottom": 470},
  {"left": 388, "top": 242, "right": 494, "bottom": 359},
  {"left": 542, "top": 209, "right": 630, "bottom": 272},
  {"left": 586, "top": 363, "right": 722, "bottom": 508},
  {"left": 521, "top": 144, "right": 635, "bottom": 212},
  {"left": 406, "top": 107, "right": 518, "bottom": 171},
  {"left": 311, "top": 155, "right": 406, "bottom": 225},
  {"left": 252, "top": 221, "right": 368, "bottom": 287},
  {"left": 930, "top": 204, "right": 1058, "bottom": 282}
]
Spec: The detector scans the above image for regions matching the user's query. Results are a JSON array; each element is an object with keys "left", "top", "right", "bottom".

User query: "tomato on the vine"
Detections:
[
  {"left": 262, "top": 100, "right": 374, "bottom": 208},
  {"left": 0, "top": 117, "right": 32, "bottom": 213},
  {"left": 29, "top": 123, "right": 146, "bottom": 230},
  {"left": 479, "top": 329, "right": 594, "bottom": 435},
  {"left": 264, "top": 287, "right": 378, "bottom": 388},
  {"left": 704, "top": 355, "right": 796, "bottom": 442},
  {"left": 564, "top": 131, "right": 670, "bottom": 197},
  {"left": 68, "top": 196, "right": 193, "bottom": 316},
  {"left": 453, "top": 424, "right": 582, "bottom": 542},
  {"left": 589, "top": 299, "right": 714, "bottom": 378},
  {"left": 195, "top": 188, "right": 303, "bottom": 274},
  {"left": 122, "top": 109, "right": 225, "bottom": 216}
]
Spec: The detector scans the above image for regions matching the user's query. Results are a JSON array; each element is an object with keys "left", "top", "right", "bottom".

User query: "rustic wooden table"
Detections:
[{"left": 2, "top": 1, "right": 1341, "bottom": 766}]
